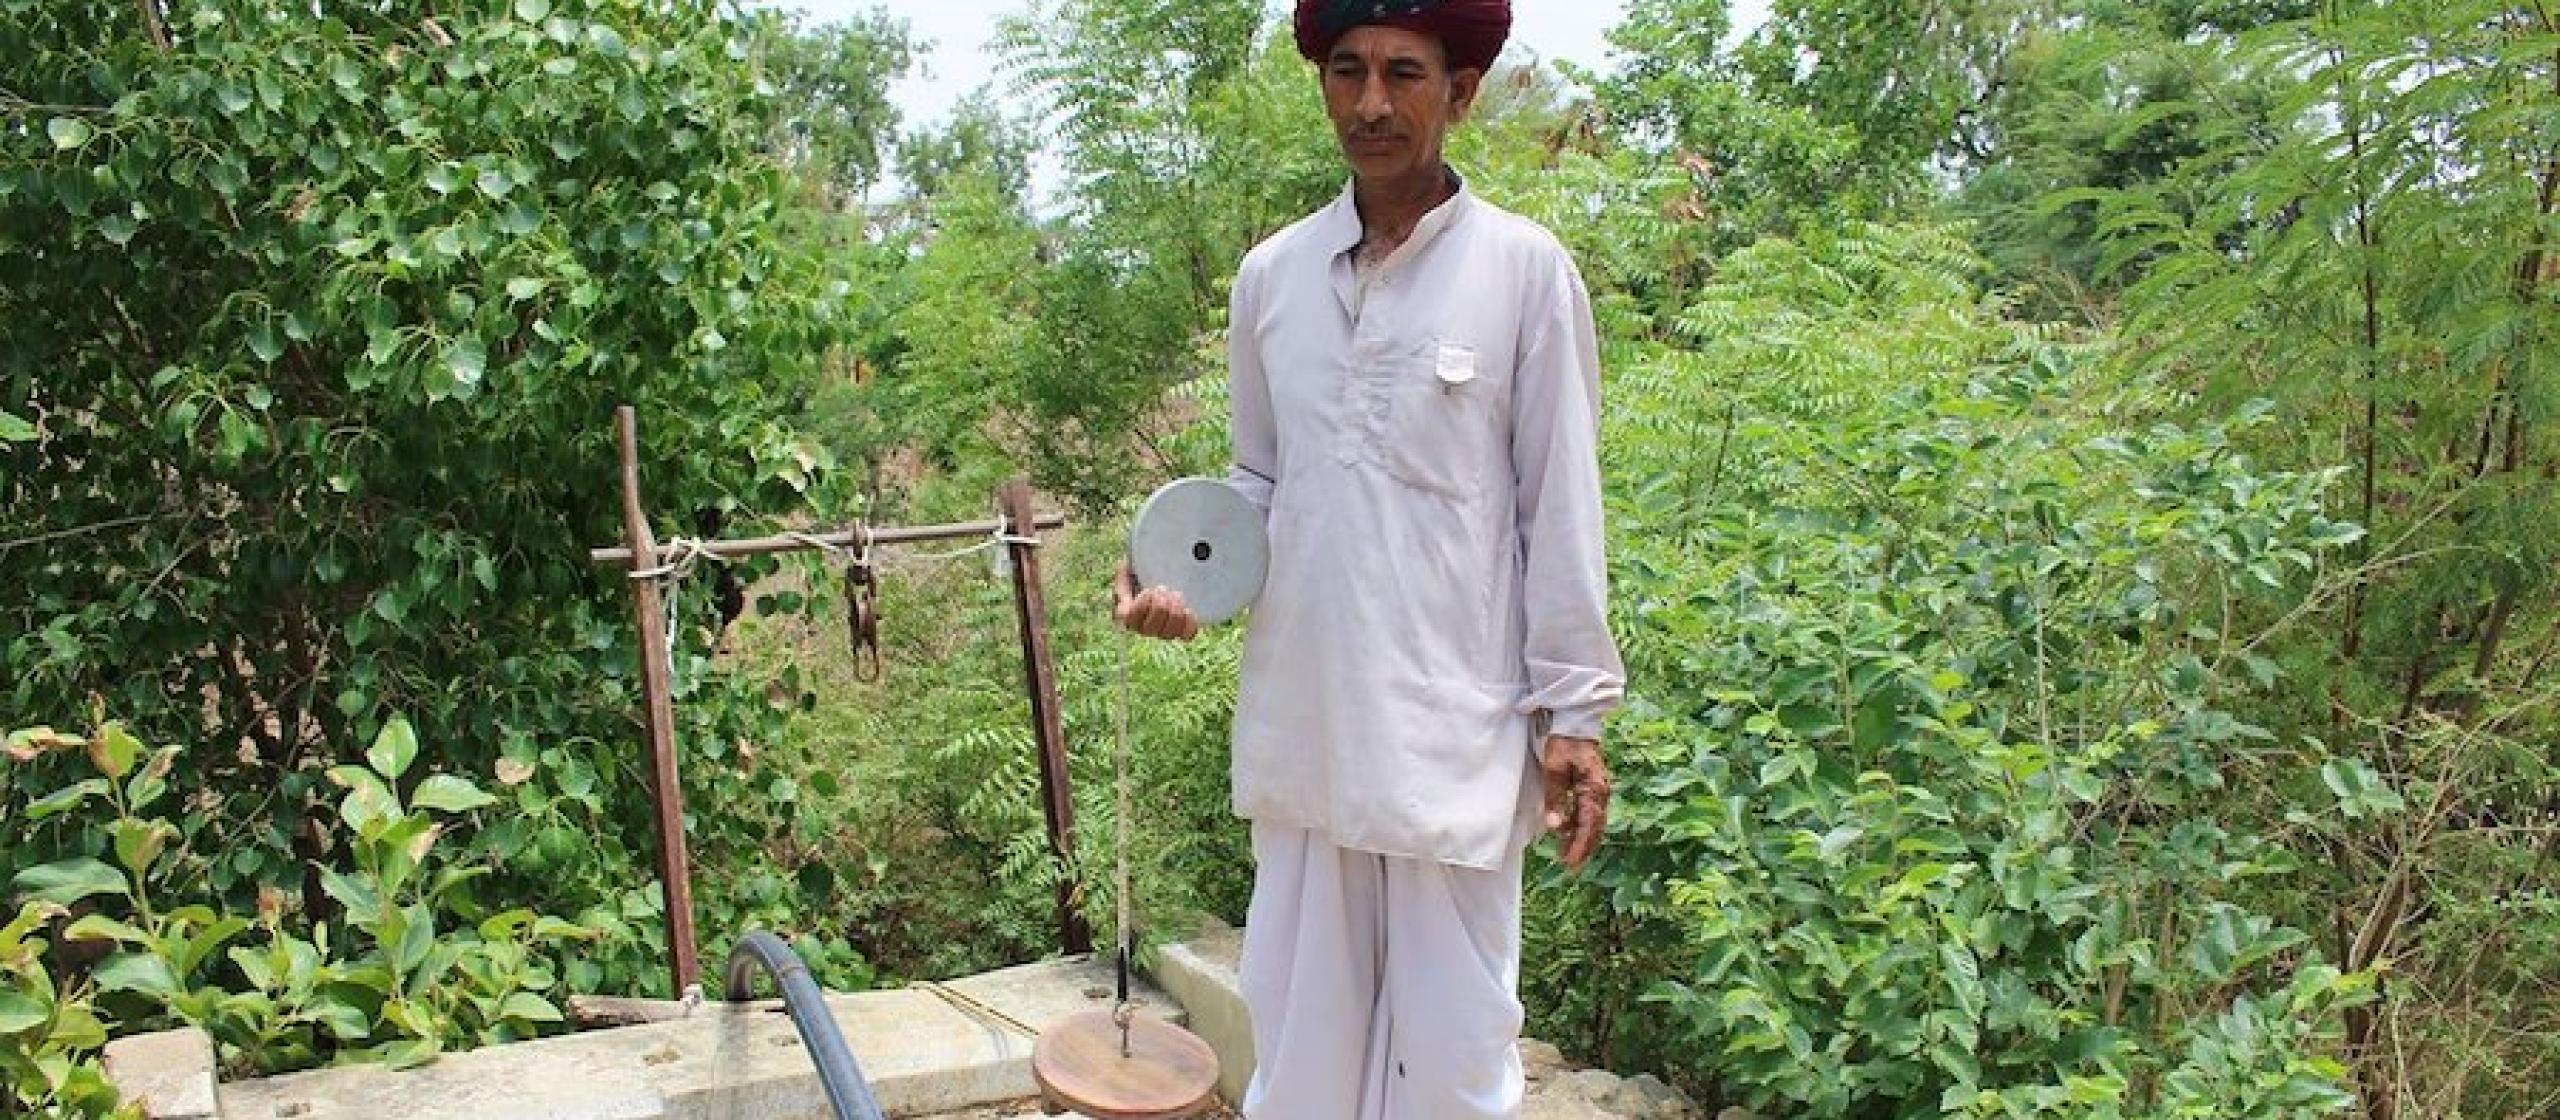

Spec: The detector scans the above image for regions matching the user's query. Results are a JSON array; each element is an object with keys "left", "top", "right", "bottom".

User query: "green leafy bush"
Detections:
[
  {"left": 1511, "top": 227, "right": 2379, "bottom": 1116},
  {"left": 1, "top": 899, "right": 127, "bottom": 1118},
  {"left": 5, "top": 718, "right": 586, "bottom": 1083},
  {"left": 0, "top": 0, "right": 856, "bottom": 997}
]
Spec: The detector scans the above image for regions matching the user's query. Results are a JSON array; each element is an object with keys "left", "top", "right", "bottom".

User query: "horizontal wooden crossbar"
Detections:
[{"left": 587, "top": 512, "right": 1068, "bottom": 565}]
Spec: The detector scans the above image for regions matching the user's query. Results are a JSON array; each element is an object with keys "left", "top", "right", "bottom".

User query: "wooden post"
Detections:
[
  {"left": 617, "top": 406, "right": 702, "bottom": 996},
  {"left": 1000, "top": 479, "right": 1093, "bottom": 955}
]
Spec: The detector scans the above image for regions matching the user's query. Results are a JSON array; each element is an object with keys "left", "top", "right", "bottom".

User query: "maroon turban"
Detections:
[{"left": 1294, "top": 0, "right": 1513, "bottom": 74}]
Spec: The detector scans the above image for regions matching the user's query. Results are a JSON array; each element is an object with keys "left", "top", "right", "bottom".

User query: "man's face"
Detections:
[{"left": 1323, "top": 24, "right": 1483, "bottom": 186}]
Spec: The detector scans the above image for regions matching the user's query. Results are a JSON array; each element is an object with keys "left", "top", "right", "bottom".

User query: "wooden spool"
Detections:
[{"left": 1032, "top": 1010, "right": 1221, "bottom": 1119}]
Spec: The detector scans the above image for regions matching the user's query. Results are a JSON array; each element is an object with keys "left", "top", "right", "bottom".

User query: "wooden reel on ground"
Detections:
[{"left": 1032, "top": 1009, "right": 1220, "bottom": 1118}]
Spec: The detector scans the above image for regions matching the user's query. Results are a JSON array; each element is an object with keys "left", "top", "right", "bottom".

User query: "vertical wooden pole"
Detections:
[
  {"left": 1000, "top": 479, "right": 1094, "bottom": 956},
  {"left": 617, "top": 406, "right": 702, "bottom": 996}
]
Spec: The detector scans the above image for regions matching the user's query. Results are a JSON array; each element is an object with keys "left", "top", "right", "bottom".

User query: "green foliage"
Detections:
[
  {"left": 1600, "top": 0, "right": 2012, "bottom": 238},
  {"left": 893, "top": 92, "right": 1038, "bottom": 211},
  {"left": 0, "top": 0, "right": 848, "bottom": 998},
  {"left": 937, "top": 2, "right": 1336, "bottom": 507},
  {"left": 2056, "top": 2, "right": 2560, "bottom": 1110},
  {"left": 4, "top": 1, "right": 2552, "bottom": 1116},
  {"left": 1, "top": 899, "right": 127, "bottom": 1118},
  {"left": 718, "top": 515, "right": 1250, "bottom": 984},
  {"left": 752, "top": 7, "right": 917, "bottom": 206},
  {"left": 1508, "top": 226, "right": 2372, "bottom": 1116},
  {"left": 4, "top": 718, "right": 586, "bottom": 1090}
]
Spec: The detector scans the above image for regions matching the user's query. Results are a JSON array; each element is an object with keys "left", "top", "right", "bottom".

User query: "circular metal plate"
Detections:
[{"left": 1129, "top": 478, "right": 1268, "bottom": 627}]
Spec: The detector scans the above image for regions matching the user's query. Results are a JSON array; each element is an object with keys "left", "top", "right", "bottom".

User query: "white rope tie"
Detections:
[
  {"left": 627, "top": 535, "right": 721, "bottom": 582},
  {"left": 628, "top": 537, "right": 723, "bottom": 691}
]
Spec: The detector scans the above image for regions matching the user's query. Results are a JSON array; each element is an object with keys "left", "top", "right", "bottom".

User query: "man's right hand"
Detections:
[{"left": 1114, "top": 560, "right": 1201, "bottom": 641}]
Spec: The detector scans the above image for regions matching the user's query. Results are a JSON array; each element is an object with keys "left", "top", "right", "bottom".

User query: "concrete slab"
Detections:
[
  {"left": 101, "top": 1028, "right": 219, "bottom": 1120},
  {"left": 214, "top": 957, "right": 1189, "bottom": 1120},
  {"left": 1151, "top": 924, "right": 1252, "bottom": 1104}
]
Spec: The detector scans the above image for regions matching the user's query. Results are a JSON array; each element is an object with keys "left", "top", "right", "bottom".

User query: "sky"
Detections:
[{"left": 766, "top": 1, "right": 1773, "bottom": 143}]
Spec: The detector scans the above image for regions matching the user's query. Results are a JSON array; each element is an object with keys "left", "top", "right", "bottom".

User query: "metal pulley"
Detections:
[{"left": 1126, "top": 477, "right": 1269, "bottom": 627}]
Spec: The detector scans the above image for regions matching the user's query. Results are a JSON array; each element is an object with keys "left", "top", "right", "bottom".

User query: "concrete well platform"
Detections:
[
  {"left": 207, "top": 955, "right": 1195, "bottom": 1120},
  {"left": 125, "top": 924, "right": 1704, "bottom": 1120}
]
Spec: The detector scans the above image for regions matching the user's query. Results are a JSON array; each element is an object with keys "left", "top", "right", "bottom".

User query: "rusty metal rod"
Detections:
[{"left": 587, "top": 514, "right": 1068, "bottom": 566}]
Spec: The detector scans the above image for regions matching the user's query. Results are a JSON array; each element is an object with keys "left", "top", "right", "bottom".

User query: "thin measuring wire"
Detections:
[{"left": 1114, "top": 628, "right": 1137, "bottom": 1057}]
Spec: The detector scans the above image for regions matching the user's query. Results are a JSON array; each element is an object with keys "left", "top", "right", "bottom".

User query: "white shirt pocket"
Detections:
[{"left": 1382, "top": 338, "right": 1497, "bottom": 501}]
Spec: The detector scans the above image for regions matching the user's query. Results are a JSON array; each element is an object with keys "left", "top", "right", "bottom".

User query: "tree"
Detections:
[
  {"left": 2071, "top": 2, "right": 2560, "bottom": 1110},
  {"left": 754, "top": 7, "right": 917, "bottom": 209},
  {"left": 894, "top": 90, "right": 1037, "bottom": 210},
  {"left": 1, "top": 0, "right": 848, "bottom": 989}
]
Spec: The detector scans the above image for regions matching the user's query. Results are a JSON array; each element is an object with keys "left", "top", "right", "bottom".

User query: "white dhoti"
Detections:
[{"left": 1238, "top": 821, "right": 1528, "bottom": 1120}]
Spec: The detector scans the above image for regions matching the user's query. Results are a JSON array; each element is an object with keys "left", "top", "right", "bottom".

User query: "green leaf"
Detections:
[
  {"left": 12, "top": 858, "right": 129, "bottom": 906},
  {"left": 0, "top": 410, "right": 36, "bottom": 443},
  {"left": 368, "top": 1038, "right": 441, "bottom": 1070},
  {"left": 63, "top": 914, "right": 150, "bottom": 946},
  {"left": 529, "top": 916, "right": 592, "bottom": 941},
  {"left": 228, "top": 947, "right": 277, "bottom": 992},
  {"left": 0, "top": 992, "right": 48, "bottom": 1035},
  {"left": 498, "top": 992, "right": 563, "bottom": 1024},
  {"left": 392, "top": 903, "right": 436, "bottom": 978},
  {"left": 368, "top": 717, "right": 420, "bottom": 780},
  {"left": 504, "top": 277, "right": 543, "bottom": 301},
  {"left": 410, "top": 775, "right": 496, "bottom": 814},
  {"left": 127, "top": 746, "right": 180, "bottom": 808},
  {"left": 306, "top": 994, "right": 373, "bottom": 1041},
  {"left": 92, "top": 951, "right": 179, "bottom": 998},
  {"left": 47, "top": 117, "right": 93, "bottom": 150},
  {"left": 90, "top": 721, "right": 143, "bottom": 780},
  {"left": 317, "top": 873, "right": 378, "bottom": 932},
  {"left": 50, "top": 1004, "right": 107, "bottom": 1050},
  {"left": 180, "top": 917, "right": 252, "bottom": 979},
  {"left": 446, "top": 337, "right": 487, "bottom": 388},
  {"left": 111, "top": 819, "right": 173, "bottom": 876},
  {"left": 25, "top": 778, "right": 110, "bottom": 822},
  {"left": 515, "top": 0, "right": 551, "bottom": 21}
]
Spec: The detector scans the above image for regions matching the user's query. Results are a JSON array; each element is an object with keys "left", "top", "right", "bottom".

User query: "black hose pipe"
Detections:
[{"left": 724, "top": 931, "right": 887, "bottom": 1120}]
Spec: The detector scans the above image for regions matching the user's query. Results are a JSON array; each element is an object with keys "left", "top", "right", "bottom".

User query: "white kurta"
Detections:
[{"left": 1224, "top": 178, "right": 1624, "bottom": 870}]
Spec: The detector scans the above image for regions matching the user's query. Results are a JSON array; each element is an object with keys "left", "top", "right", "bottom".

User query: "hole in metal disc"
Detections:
[{"left": 1193, "top": 541, "right": 1213, "bottom": 562}]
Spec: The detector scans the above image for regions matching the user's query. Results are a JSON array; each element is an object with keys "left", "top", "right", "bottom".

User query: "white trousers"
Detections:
[{"left": 1237, "top": 822, "right": 1527, "bottom": 1120}]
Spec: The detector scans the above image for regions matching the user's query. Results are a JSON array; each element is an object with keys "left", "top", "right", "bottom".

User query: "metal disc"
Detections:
[
  {"left": 1129, "top": 478, "right": 1268, "bottom": 626},
  {"left": 1032, "top": 1010, "right": 1221, "bottom": 1119}
]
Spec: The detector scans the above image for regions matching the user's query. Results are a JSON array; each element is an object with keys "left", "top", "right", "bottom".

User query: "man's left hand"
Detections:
[{"left": 1539, "top": 735, "right": 1610, "bottom": 871}]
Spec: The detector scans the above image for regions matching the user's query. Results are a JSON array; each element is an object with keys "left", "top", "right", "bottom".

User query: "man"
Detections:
[{"left": 1114, "top": 1, "right": 1622, "bottom": 1114}]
